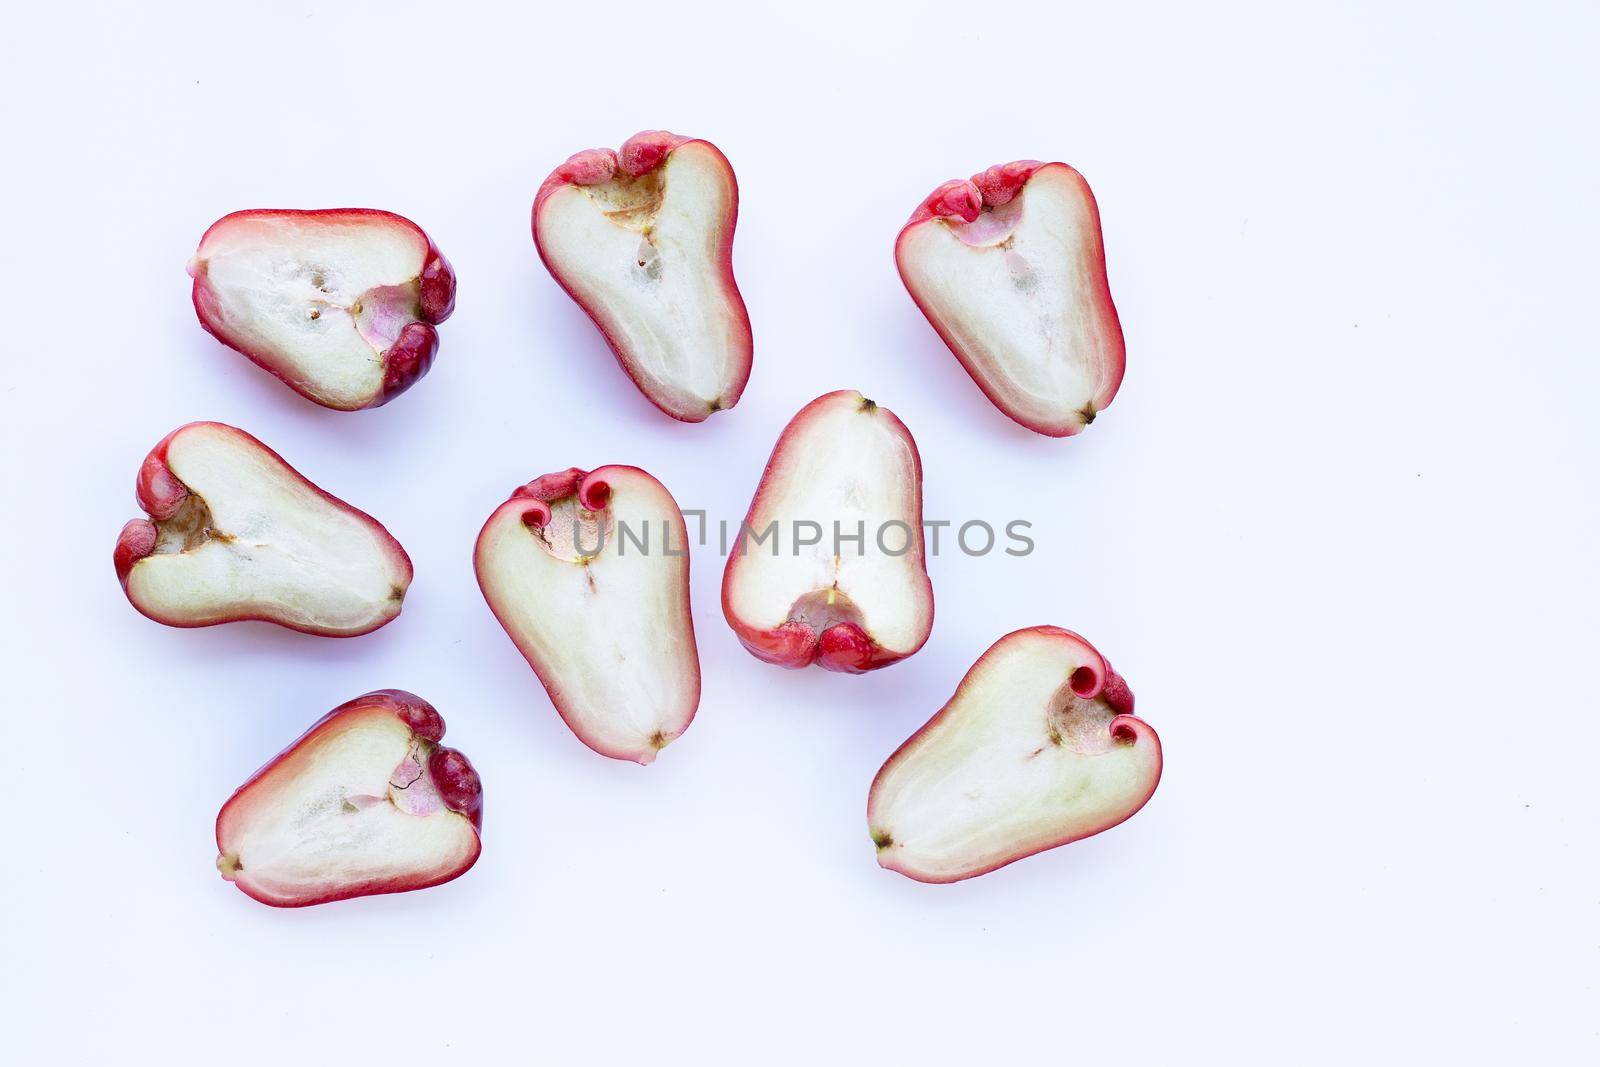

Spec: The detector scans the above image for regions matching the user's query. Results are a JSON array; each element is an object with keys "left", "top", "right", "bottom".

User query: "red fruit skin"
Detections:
[
  {"left": 816, "top": 623, "right": 883, "bottom": 673},
  {"left": 730, "top": 618, "right": 898, "bottom": 674},
  {"left": 511, "top": 467, "right": 589, "bottom": 509},
  {"left": 190, "top": 208, "right": 456, "bottom": 410},
  {"left": 429, "top": 748, "right": 484, "bottom": 829},
  {"left": 721, "top": 391, "right": 934, "bottom": 674},
  {"left": 894, "top": 161, "right": 1125, "bottom": 438},
  {"left": 113, "top": 520, "right": 158, "bottom": 585},
  {"left": 531, "top": 130, "right": 753, "bottom": 422},
  {"left": 418, "top": 247, "right": 457, "bottom": 323},
  {"left": 136, "top": 445, "right": 190, "bottom": 518},
  {"left": 216, "top": 690, "right": 484, "bottom": 907},
  {"left": 380, "top": 687, "right": 445, "bottom": 742},
  {"left": 380, "top": 321, "right": 440, "bottom": 401},
  {"left": 112, "top": 422, "right": 413, "bottom": 637},
  {"left": 868, "top": 627, "right": 1161, "bottom": 884},
  {"left": 473, "top": 465, "right": 702, "bottom": 762}
]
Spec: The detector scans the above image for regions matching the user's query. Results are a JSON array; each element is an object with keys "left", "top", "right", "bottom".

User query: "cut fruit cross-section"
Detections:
[
  {"left": 190, "top": 208, "right": 455, "bottom": 410},
  {"left": 722, "top": 390, "right": 933, "bottom": 673},
  {"left": 533, "top": 130, "right": 752, "bottom": 421},
  {"left": 869, "top": 627, "right": 1160, "bottom": 883},
  {"left": 475, "top": 465, "right": 700, "bottom": 763},
  {"left": 896, "top": 161, "right": 1124, "bottom": 437},
  {"left": 216, "top": 689, "right": 483, "bottom": 907},
  {"left": 113, "top": 421, "right": 412, "bottom": 636}
]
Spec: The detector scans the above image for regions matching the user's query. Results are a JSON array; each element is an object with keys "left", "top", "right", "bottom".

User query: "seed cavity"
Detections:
[
  {"left": 583, "top": 167, "right": 667, "bottom": 231},
  {"left": 1044, "top": 677, "right": 1121, "bottom": 755},
  {"left": 152, "top": 493, "right": 224, "bottom": 555}
]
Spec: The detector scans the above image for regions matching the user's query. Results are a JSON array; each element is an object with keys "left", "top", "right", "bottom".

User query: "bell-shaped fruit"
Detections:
[
  {"left": 216, "top": 690, "right": 483, "bottom": 907},
  {"left": 190, "top": 208, "right": 456, "bottom": 409},
  {"left": 895, "top": 161, "right": 1124, "bottom": 436},
  {"left": 532, "top": 130, "right": 752, "bottom": 421},
  {"left": 475, "top": 466, "right": 700, "bottom": 763},
  {"left": 113, "top": 421, "right": 412, "bottom": 636},
  {"left": 869, "top": 627, "right": 1160, "bottom": 882},
  {"left": 722, "top": 390, "right": 933, "bottom": 673}
]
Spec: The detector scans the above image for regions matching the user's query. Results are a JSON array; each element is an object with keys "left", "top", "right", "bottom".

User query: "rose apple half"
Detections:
[
  {"left": 895, "top": 161, "right": 1124, "bottom": 437},
  {"left": 869, "top": 627, "right": 1161, "bottom": 883},
  {"left": 722, "top": 390, "right": 933, "bottom": 673},
  {"left": 532, "top": 130, "right": 752, "bottom": 421},
  {"left": 475, "top": 466, "right": 700, "bottom": 763},
  {"left": 217, "top": 690, "right": 483, "bottom": 907},
  {"left": 113, "top": 422, "right": 412, "bottom": 636},
  {"left": 190, "top": 209, "right": 456, "bottom": 410}
]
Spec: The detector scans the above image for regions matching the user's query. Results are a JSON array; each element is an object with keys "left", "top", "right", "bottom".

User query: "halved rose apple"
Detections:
[
  {"left": 896, "top": 161, "right": 1124, "bottom": 437},
  {"left": 190, "top": 209, "right": 456, "bottom": 410},
  {"left": 869, "top": 627, "right": 1160, "bottom": 882},
  {"left": 475, "top": 465, "right": 700, "bottom": 763},
  {"left": 216, "top": 690, "right": 483, "bottom": 907},
  {"left": 722, "top": 390, "right": 933, "bottom": 673},
  {"left": 113, "top": 422, "right": 412, "bottom": 636},
  {"left": 533, "top": 131, "right": 752, "bottom": 421}
]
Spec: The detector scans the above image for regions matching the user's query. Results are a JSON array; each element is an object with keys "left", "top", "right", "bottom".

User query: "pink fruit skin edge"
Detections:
[
  {"left": 531, "top": 131, "right": 753, "bottom": 423},
  {"left": 720, "top": 390, "right": 934, "bottom": 673},
  {"left": 894, "top": 161, "right": 1125, "bottom": 438},
  {"left": 472, "top": 465, "right": 703, "bottom": 763},
  {"left": 868, "top": 626, "right": 1161, "bottom": 884},
  {"left": 216, "top": 689, "right": 483, "bottom": 908},
  {"left": 190, "top": 208, "right": 457, "bottom": 411},
  {"left": 112, "top": 421, "right": 414, "bottom": 637}
]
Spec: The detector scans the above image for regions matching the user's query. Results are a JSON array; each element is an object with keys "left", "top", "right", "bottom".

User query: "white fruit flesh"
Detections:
[
  {"left": 217, "top": 708, "right": 478, "bottom": 906},
  {"left": 126, "top": 425, "right": 408, "bottom": 634},
  {"left": 897, "top": 166, "right": 1121, "bottom": 435},
  {"left": 726, "top": 392, "right": 931, "bottom": 656},
  {"left": 870, "top": 630, "right": 1159, "bottom": 882},
  {"left": 195, "top": 213, "right": 428, "bottom": 408},
  {"left": 476, "top": 470, "right": 698, "bottom": 763},
  {"left": 536, "top": 143, "right": 745, "bottom": 418}
]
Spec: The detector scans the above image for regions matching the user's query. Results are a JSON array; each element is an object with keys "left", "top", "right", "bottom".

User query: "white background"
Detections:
[{"left": 2, "top": 1, "right": 1595, "bottom": 1062}]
